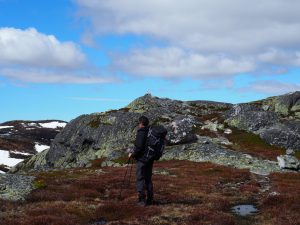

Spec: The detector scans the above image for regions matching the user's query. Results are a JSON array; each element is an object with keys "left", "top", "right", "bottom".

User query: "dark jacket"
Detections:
[{"left": 132, "top": 126, "right": 149, "bottom": 160}]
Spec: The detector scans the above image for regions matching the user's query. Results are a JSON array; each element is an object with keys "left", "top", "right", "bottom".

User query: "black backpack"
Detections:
[{"left": 143, "top": 125, "right": 168, "bottom": 162}]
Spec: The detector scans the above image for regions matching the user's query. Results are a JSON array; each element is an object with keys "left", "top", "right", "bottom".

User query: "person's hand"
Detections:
[{"left": 128, "top": 153, "right": 132, "bottom": 158}]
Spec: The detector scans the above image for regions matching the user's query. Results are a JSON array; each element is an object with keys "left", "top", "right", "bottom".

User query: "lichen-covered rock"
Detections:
[
  {"left": 225, "top": 104, "right": 279, "bottom": 131},
  {"left": 258, "top": 121, "right": 300, "bottom": 150},
  {"left": 167, "top": 116, "right": 198, "bottom": 145},
  {"left": 12, "top": 94, "right": 210, "bottom": 172},
  {"left": 274, "top": 91, "right": 300, "bottom": 116},
  {"left": 277, "top": 155, "right": 300, "bottom": 170},
  {"left": 0, "top": 174, "right": 35, "bottom": 201},
  {"left": 251, "top": 91, "right": 300, "bottom": 119}
]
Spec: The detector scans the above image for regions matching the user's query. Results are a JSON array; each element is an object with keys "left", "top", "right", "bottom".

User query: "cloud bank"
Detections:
[
  {"left": 0, "top": 27, "right": 116, "bottom": 84},
  {"left": 76, "top": 0, "right": 300, "bottom": 79}
]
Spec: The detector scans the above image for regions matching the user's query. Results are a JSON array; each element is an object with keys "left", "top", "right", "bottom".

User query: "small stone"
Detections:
[
  {"left": 269, "top": 191, "right": 280, "bottom": 196},
  {"left": 224, "top": 128, "right": 232, "bottom": 134}
]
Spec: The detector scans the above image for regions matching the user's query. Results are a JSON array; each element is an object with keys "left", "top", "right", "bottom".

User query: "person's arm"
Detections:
[{"left": 132, "top": 130, "right": 147, "bottom": 158}]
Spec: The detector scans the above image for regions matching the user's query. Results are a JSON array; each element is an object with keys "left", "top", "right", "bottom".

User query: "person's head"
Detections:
[{"left": 138, "top": 116, "right": 149, "bottom": 128}]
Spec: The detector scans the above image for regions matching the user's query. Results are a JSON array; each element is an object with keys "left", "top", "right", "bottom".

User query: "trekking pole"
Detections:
[
  {"left": 118, "top": 157, "right": 132, "bottom": 200},
  {"left": 127, "top": 157, "right": 134, "bottom": 186}
]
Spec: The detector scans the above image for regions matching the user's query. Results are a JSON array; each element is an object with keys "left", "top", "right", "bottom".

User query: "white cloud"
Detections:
[
  {"left": 112, "top": 47, "right": 255, "bottom": 78},
  {"left": 258, "top": 49, "right": 300, "bottom": 67},
  {"left": 76, "top": 0, "right": 300, "bottom": 54},
  {"left": 0, "top": 27, "right": 118, "bottom": 84},
  {"left": 0, "top": 27, "right": 86, "bottom": 68},
  {"left": 244, "top": 80, "right": 300, "bottom": 95},
  {"left": 75, "top": 0, "right": 300, "bottom": 79},
  {"left": 0, "top": 68, "right": 117, "bottom": 84}
]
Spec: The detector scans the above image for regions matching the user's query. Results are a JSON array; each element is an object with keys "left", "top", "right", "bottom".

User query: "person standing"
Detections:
[{"left": 128, "top": 116, "right": 154, "bottom": 206}]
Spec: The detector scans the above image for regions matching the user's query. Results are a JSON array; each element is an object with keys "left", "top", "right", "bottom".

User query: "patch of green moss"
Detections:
[
  {"left": 295, "top": 151, "right": 300, "bottom": 160},
  {"left": 111, "top": 155, "right": 134, "bottom": 165},
  {"left": 226, "top": 128, "right": 286, "bottom": 160},
  {"left": 88, "top": 115, "right": 114, "bottom": 128},
  {"left": 33, "top": 179, "right": 47, "bottom": 189}
]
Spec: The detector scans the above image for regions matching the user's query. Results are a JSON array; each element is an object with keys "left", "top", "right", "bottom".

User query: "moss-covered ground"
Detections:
[{"left": 0, "top": 160, "right": 299, "bottom": 225}]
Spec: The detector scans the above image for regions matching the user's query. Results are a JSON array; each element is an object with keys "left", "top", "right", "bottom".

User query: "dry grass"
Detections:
[
  {"left": 0, "top": 160, "right": 298, "bottom": 225},
  {"left": 257, "top": 172, "right": 300, "bottom": 225}
]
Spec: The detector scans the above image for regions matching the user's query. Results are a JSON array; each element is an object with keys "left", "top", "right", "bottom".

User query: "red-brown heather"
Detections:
[{"left": 0, "top": 160, "right": 299, "bottom": 225}]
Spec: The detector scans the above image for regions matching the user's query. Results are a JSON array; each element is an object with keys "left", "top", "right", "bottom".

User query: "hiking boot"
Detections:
[
  {"left": 146, "top": 198, "right": 153, "bottom": 206},
  {"left": 137, "top": 198, "right": 146, "bottom": 206}
]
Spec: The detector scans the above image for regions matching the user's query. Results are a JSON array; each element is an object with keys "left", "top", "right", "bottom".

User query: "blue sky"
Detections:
[{"left": 0, "top": 0, "right": 300, "bottom": 122}]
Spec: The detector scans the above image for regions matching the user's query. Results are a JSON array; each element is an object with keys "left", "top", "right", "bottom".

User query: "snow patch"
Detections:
[
  {"left": 0, "top": 149, "right": 24, "bottom": 167},
  {"left": 21, "top": 122, "right": 37, "bottom": 127},
  {"left": 34, "top": 143, "right": 50, "bottom": 152},
  {"left": 0, "top": 126, "right": 14, "bottom": 129},
  {"left": 0, "top": 170, "right": 5, "bottom": 174},
  {"left": 38, "top": 121, "right": 67, "bottom": 129}
]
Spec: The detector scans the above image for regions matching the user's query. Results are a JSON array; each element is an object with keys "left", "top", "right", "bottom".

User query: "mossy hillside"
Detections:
[{"left": 225, "top": 128, "right": 285, "bottom": 160}]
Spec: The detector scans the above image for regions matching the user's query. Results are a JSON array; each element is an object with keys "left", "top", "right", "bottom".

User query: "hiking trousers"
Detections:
[{"left": 136, "top": 159, "right": 154, "bottom": 200}]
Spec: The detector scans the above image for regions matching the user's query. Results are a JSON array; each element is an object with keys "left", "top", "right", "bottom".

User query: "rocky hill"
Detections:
[
  {"left": 0, "top": 120, "right": 67, "bottom": 173},
  {"left": 1, "top": 93, "right": 300, "bottom": 225},
  {"left": 10, "top": 92, "right": 300, "bottom": 175}
]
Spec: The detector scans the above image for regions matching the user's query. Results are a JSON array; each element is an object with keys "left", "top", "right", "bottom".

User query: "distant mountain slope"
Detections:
[
  {"left": 0, "top": 120, "right": 67, "bottom": 173},
  {"left": 10, "top": 92, "right": 300, "bottom": 175}
]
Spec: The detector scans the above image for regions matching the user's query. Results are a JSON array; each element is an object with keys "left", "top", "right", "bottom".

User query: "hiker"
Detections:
[{"left": 128, "top": 116, "right": 154, "bottom": 206}]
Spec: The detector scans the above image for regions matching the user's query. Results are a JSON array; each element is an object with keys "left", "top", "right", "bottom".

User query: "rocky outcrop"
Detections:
[
  {"left": 225, "top": 102, "right": 300, "bottom": 151},
  {"left": 9, "top": 93, "right": 300, "bottom": 175},
  {"left": 251, "top": 91, "right": 300, "bottom": 119},
  {"left": 0, "top": 173, "right": 35, "bottom": 201}
]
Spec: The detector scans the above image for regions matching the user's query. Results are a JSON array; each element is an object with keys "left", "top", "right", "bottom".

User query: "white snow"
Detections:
[
  {"left": 0, "top": 149, "right": 24, "bottom": 167},
  {"left": 38, "top": 121, "right": 67, "bottom": 129},
  {"left": 21, "top": 122, "right": 37, "bottom": 127},
  {"left": 0, "top": 170, "right": 5, "bottom": 174},
  {"left": 34, "top": 143, "right": 50, "bottom": 152},
  {"left": 0, "top": 126, "right": 14, "bottom": 129}
]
